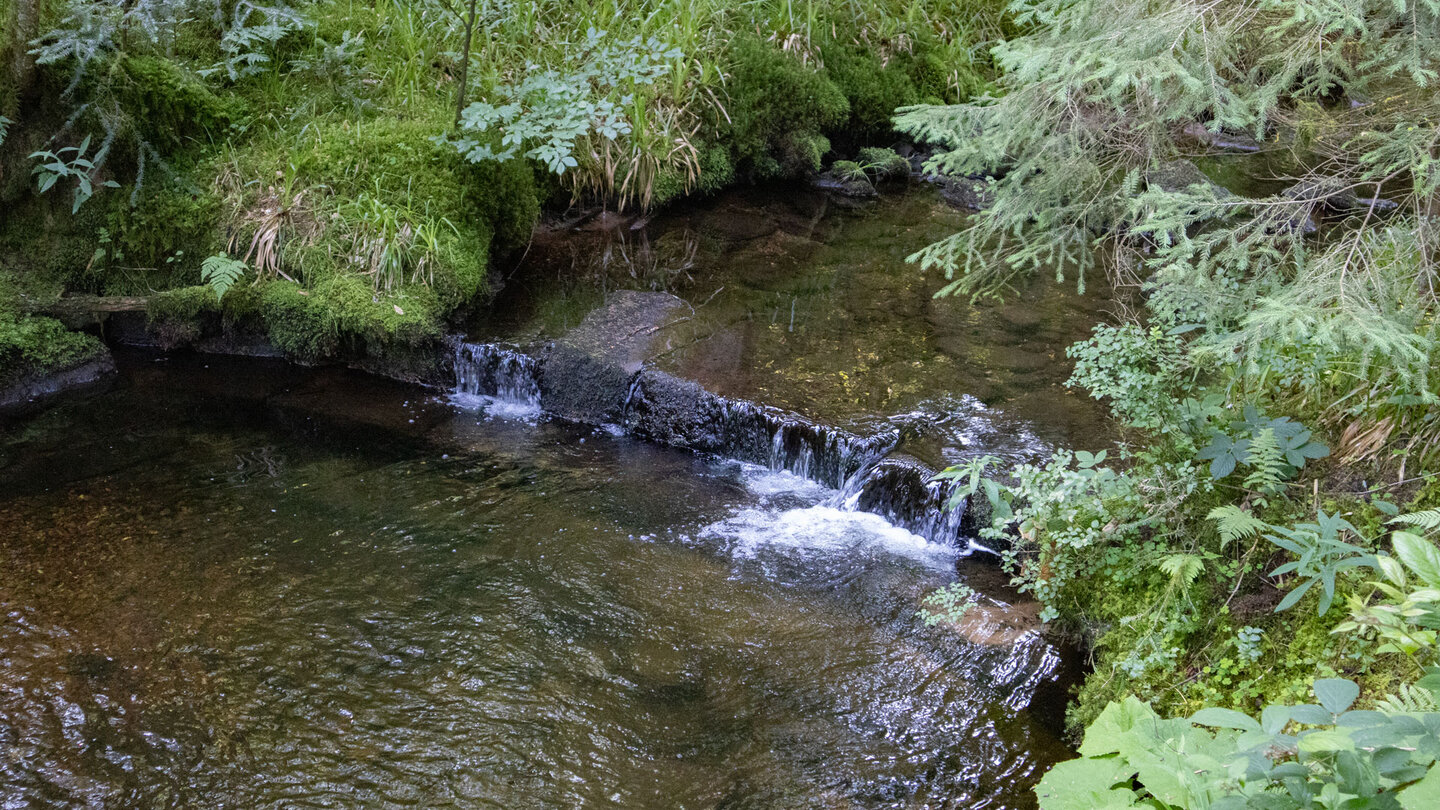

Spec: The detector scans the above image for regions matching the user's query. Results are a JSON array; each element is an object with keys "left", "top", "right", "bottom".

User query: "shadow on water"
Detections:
[{"left": 1, "top": 352, "right": 1078, "bottom": 808}]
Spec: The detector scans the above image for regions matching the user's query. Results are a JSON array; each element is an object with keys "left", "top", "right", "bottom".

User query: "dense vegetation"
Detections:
[
  {"left": 905, "top": 0, "right": 1440, "bottom": 805},
  {"left": 10, "top": 0, "right": 1440, "bottom": 805},
  {"left": 0, "top": 0, "right": 1004, "bottom": 379}
]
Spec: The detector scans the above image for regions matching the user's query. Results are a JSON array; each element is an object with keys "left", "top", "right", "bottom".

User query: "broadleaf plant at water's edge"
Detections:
[{"left": 904, "top": 0, "right": 1440, "bottom": 796}]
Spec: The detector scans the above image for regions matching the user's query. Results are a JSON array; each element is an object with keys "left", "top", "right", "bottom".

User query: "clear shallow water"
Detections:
[
  {"left": 0, "top": 354, "right": 1073, "bottom": 809},
  {"left": 475, "top": 185, "right": 1115, "bottom": 468}
]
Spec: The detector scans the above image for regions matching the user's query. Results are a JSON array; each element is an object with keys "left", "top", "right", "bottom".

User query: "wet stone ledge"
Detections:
[{"left": 454, "top": 290, "right": 991, "bottom": 549}]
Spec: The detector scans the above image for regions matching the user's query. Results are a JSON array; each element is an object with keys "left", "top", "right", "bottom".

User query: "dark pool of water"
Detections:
[
  {"left": 1, "top": 353, "right": 1074, "bottom": 809},
  {"left": 474, "top": 185, "right": 1114, "bottom": 466}
]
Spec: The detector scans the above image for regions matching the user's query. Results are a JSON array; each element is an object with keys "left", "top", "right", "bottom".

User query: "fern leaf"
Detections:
[
  {"left": 1391, "top": 510, "right": 1440, "bottom": 533},
  {"left": 1159, "top": 553, "right": 1204, "bottom": 586},
  {"left": 201, "top": 254, "right": 246, "bottom": 301},
  {"left": 1208, "top": 505, "right": 1269, "bottom": 548}
]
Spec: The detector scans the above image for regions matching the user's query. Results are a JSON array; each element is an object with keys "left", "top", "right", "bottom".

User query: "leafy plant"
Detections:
[
  {"left": 1037, "top": 678, "right": 1440, "bottom": 810},
  {"left": 1338, "top": 530, "right": 1440, "bottom": 672},
  {"left": 200, "top": 254, "right": 247, "bottom": 301},
  {"left": 1235, "top": 625, "right": 1264, "bottom": 663},
  {"left": 445, "top": 29, "right": 681, "bottom": 175},
  {"left": 1196, "top": 408, "right": 1329, "bottom": 483},
  {"left": 200, "top": 1, "right": 310, "bottom": 82},
  {"left": 919, "top": 582, "right": 978, "bottom": 626},
  {"left": 0, "top": 115, "right": 12, "bottom": 147},
  {"left": 1265, "top": 511, "right": 1378, "bottom": 615},
  {"left": 28, "top": 135, "right": 120, "bottom": 212}
]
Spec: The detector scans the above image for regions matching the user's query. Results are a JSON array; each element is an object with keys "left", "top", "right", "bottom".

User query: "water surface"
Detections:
[{"left": 1, "top": 353, "right": 1074, "bottom": 809}]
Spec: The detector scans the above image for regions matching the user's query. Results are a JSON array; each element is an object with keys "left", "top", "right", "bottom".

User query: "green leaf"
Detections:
[
  {"left": 1398, "top": 763, "right": 1440, "bottom": 810},
  {"left": 1276, "top": 578, "right": 1315, "bottom": 612},
  {"left": 1394, "top": 532, "right": 1440, "bottom": 587},
  {"left": 1191, "top": 707, "right": 1262, "bottom": 732},
  {"left": 1298, "top": 729, "right": 1355, "bottom": 753},
  {"left": 1314, "top": 679, "right": 1360, "bottom": 714},
  {"left": 1034, "top": 757, "right": 1141, "bottom": 810}
]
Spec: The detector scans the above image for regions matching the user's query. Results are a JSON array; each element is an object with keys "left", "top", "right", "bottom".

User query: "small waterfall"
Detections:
[
  {"left": 448, "top": 343, "right": 982, "bottom": 548},
  {"left": 840, "top": 458, "right": 970, "bottom": 548},
  {"left": 453, "top": 342, "right": 542, "bottom": 415},
  {"left": 713, "top": 399, "right": 897, "bottom": 491}
]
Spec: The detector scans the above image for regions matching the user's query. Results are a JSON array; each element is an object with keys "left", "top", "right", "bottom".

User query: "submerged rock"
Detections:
[
  {"left": 1145, "top": 159, "right": 1235, "bottom": 197},
  {"left": 537, "top": 291, "right": 690, "bottom": 424},
  {"left": 0, "top": 349, "right": 116, "bottom": 417},
  {"left": 930, "top": 174, "right": 993, "bottom": 211}
]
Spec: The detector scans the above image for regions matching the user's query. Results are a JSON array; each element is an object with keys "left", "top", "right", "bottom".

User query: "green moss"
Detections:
[
  {"left": 856, "top": 146, "right": 910, "bottom": 181},
  {"left": 104, "top": 185, "right": 224, "bottom": 287},
  {"left": 115, "top": 55, "right": 242, "bottom": 149},
  {"left": 316, "top": 273, "right": 443, "bottom": 347},
  {"left": 145, "top": 284, "right": 219, "bottom": 348},
  {"left": 260, "top": 281, "right": 338, "bottom": 361},
  {"left": 830, "top": 160, "right": 866, "bottom": 182},
  {"left": 821, "top": 43, "right": 920, "bottom": 139},
  {"left": 0, "top": 274, "right": 105, "bottom": 385},
  {"left": 282, "top": 117, "right": 537, "bottom": 306},
  {"left": 723, "top": 36, "right": 849, "bottom": 180},
  {"left": 779, "top": 132, "right": 831, "bottom": 175}
]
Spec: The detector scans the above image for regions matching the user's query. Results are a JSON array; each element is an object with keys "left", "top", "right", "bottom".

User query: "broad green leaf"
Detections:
[
  {"left": 1398, "top": 763, "right": 1440, "bottom": 810},
  {"left": 1191, "top": 707, "right": 1262, "bottom": 733},
  {"left": 1394, "top": 532, "right": 1440, "bottom": 587},
  {"left": 1033, "top": 757, "right": 1141, "bottom": 810},
  {"left": 1298, "top": 729, "right": 1355, "bottom": 753},
  {"left": 1314, "top": 679, "right": 1360, "bottom": 714}
]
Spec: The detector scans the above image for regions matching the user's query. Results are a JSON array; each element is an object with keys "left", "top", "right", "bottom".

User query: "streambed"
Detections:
[
  {"left": 2, "top": 353, "right": 1074, "bottom": 808},
  {"left": 1, "top": 185, "right": 1105, "bottom": 809}
]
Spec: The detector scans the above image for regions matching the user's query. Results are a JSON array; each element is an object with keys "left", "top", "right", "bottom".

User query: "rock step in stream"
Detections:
[{"left": 453, "top": 291, "right": 987, "bottom": 549}]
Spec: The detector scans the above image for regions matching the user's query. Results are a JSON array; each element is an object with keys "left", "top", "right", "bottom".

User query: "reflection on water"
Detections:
[
  {"left": 0, "top": 356, "right": 1073, "bottom": 808},
  {"left": 477, "top": 186, "right": 1115, "bottom": 463}
]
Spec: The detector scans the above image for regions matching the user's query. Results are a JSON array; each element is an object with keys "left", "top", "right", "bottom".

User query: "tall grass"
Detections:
[{"left": 241, "top": 0, "right": 1007, "bottom": 209}]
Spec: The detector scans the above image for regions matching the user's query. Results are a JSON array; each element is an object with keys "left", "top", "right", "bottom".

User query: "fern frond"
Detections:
[
  {"left": 1208, "top": 504, "right": 1269, "bottom": 548},
  {"left": 1159, "top": 553, "right": 1204, "bottom": 587},
  {"left": 1391, "top": 510, "right": 1440, "bottom": 533},
  {"left": 201, "top": 253, "right": 247, "bottom": 300},
  {"left": 1376, "top": 683, "right": 1438, "bottom": 715}
]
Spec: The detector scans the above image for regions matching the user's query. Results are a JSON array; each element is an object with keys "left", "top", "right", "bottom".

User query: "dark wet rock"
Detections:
[
  {"left": 812, "top": 165, "right": 878, "bottom": 198},
  {"left": 623, "top": 370, "right": 728, "bottom": 452},
  {"left": 851, "top": 454, "right": 967, "bottom": 544},
  {"left": 1145, "top": 159, "right": 1235, "bottom": 196},
  {"left": 0, "top": 349, "right": 116, "bottom": 417},
  {"left": 537, "top": 291, "right": 689, "bottom": 424},
  {"left": 930, "top": 175, "right": 993, "bottom": 210},
  {"left": 1280, "top": 178, "right": 1399, "bottom": 216}
]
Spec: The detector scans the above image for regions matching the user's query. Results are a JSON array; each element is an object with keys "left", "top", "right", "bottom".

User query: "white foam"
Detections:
[
  {"left": 446, "top": 392, "right": 543, "bottom": 421},
  {"left": 737, "top": 464, "right": 833, "bottom": 500},
  {"left": 702, "top": 504, "right": 958, "bottom": 569}
]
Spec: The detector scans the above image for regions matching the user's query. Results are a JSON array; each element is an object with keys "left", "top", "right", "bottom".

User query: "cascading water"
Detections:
[
  {"left": 447, "top": 341, "right": 993, "bottom": 550},
  {"left": 451, "top": 341, "right": 542, "bottom": 418}
]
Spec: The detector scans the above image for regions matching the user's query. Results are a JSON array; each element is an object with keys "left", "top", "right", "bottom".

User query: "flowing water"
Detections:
[
  {"left": 473, "top": 185, "right": 1115, "bottom": 468},
  {"left": 1, "top": 185, "right": 1106, "bottom": 809},
  {"left": 1, "top": 353, "right": 1076, "bottom": 809}
]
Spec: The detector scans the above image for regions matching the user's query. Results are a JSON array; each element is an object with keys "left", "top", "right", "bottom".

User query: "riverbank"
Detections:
[{"left": 0, "top": 0, "right": 1008, "bottom": 391}]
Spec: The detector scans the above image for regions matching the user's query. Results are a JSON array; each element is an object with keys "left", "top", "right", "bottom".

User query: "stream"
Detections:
[{"left": 1, "top": 185, "right": 1107, "bottom": 809}]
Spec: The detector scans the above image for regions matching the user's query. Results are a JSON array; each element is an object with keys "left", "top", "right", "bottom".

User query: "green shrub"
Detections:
[
  {"left": 821, "top": 42, "right": 919, "bottom": 139},
  {"left": 722, "top": 36, "right": 848, "bottom": 179}
]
